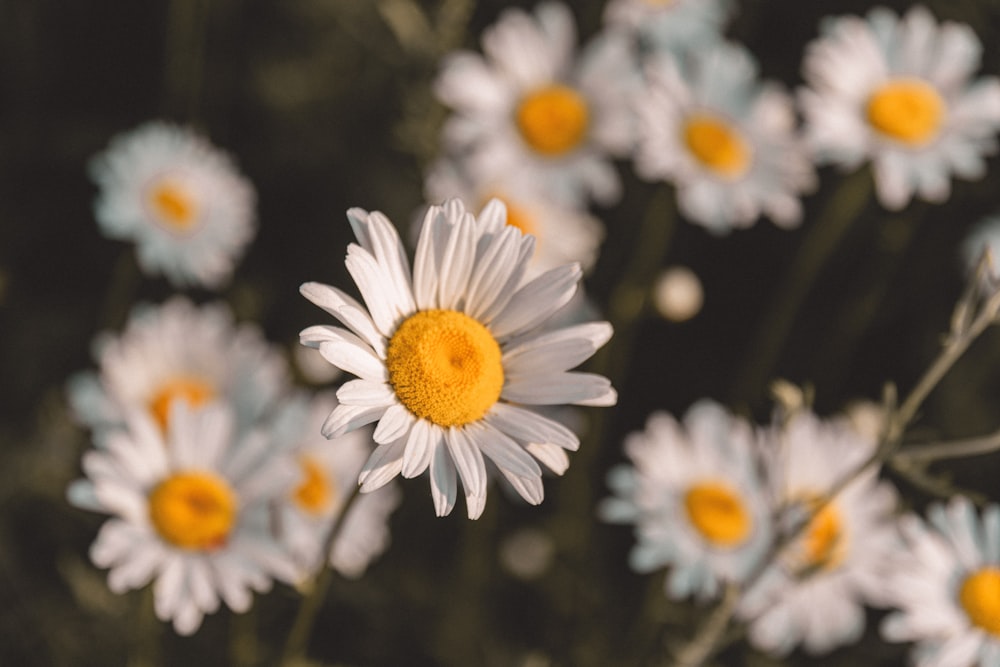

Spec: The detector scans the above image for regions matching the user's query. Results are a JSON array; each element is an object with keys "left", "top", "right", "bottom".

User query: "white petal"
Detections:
[
  {"left": 301, "top": 326, "right": 386, "bottom": 381},
  {"left": 345, "top": 245, "right": 402, "bottom": 337},
  {"left": 489, "top": 263, "right": 582, "bottom": 339},
  {"left": 446, "top": 428, "right": 488, "bottom": 519},
  {"left": 373, "top": 404, "right": 416, "bottom": 444},
  {"left": 471, "top": 422, "right": 542, "bottom": 478},
  {"left": 336, "top": 379, "right": 396, "bottom": 407},
  {"left": 503, "top": 321, "right": 613, "bottom": 374},
  {"left": 429, "top": 440, "right": 457, "bottom": 516},
  {"left": 485, "top": 403, "right": 579, "bottom": 450},
  {"left": 525, "top": 442, "right": 570, "bottom": 475},
  {"left": 359, "top": 437, "right": 406, "bottom": 492},
  {"left": 502, "top": 372, "right": 615, "bottom": 406},
  {"left": 321, "top": 403, "right": 388, "bottom": 438},
  {"left": 299, "top": 282, "right": 386, "bottom": 357},
  {"left": 437, "top": 211, "right": 478, "bottom": 310},
  {"left": 401, "top": 418, "right": 438, "bottom": 478}
]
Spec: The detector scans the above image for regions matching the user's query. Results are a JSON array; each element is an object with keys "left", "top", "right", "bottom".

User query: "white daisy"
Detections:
[
  {"left": 424, "top": 158, "right": 604, "bottom": 276},
  {"left": 800, "top": 6, "right": 1000, "bottom": 210},
  {"left": 67, "top": 297, "right": 289, "bottom": 445},
  {"left": 634, "top": 42, "right": 815, "bottom": 233},
  {"left": 269, "top": 392, "right": 399, "bottom": 579},
  {"left": 599, "top": 400, "right": 772, "bottom": 600},
  {"left": 737, "top": 410, "right": 902, "bottom": 656},
  {"left": 962, "top": 213, "right": 1000, "bottom": 279},
  {"left": 68, "top": 404, "right": 299, "bottom": 635},
  {"left": 434, "top": 2, "right": 637, "bottom": 206},
  {"left": 89, "top": 121, "right": 256, "bottom": 288},
  {"left": 299, "top": 199, "right": 616, "bottom": 519},
  {"left": 881, "top": 496, "right": 1000, "bottom": 667},
  {"left": 603, "top": 0, "right": 733, "bottom": 55}
]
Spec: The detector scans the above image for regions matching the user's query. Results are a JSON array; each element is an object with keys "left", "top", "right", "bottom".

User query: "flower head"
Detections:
[
  {"left": 603, "top": 0, "right": 733, "bottom": 55},
  {"left": 300, "top": 199, "right": 616, "bottom": 518},
  {"left": 89, "top": 121, "right": 256, "bottom": 288},
  {"left": 800, "top": 6, "right": 1000, "bottom": 209}
]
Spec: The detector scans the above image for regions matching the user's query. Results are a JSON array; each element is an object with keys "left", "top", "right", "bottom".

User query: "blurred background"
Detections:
[{"left": 3, "top": 0, "right": 1000, "bottom": 665}]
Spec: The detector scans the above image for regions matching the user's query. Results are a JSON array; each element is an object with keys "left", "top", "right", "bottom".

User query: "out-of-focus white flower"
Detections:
[
  {"left": 89, "top": 121, "right": 256, "bottom": 288},
  {"left": 499, "top": 527, "right": 556, "bottom": 581},
  {"left": 881, "top": 497, "right": 1000, "bottom": 667},
  {"left": 269, "top": 392, "right": 399, "bottom": 579},
  {"left": 738, "top": 410, "right": 902, "bottom": 656},
  {"left": 800, "top": 6, "right": 1000, "bottom": 210},
  {"left": 424, "top": 159, "right": 604, "bottom": 277},
  {"left": 300, "top": 199, "right": 616, "bottom": 519},
  {"left": 68, "top": 404, "right": 298, "bottom": 635},
  {"left": 962, "top": 214, "right": 1000, "bottom": 278},
  {"left": 603, "top": 0, "right": 733, "bottom": 54},
  {"left": 67, "top": 297, "right": 289, "bottom": 445},
  {"left": 652, "top": 266, "right": 703, "bottom": 322},
  {"left": 435, "top": 3, "right": 638, "bottom": 206},
  {"left": 634, "top": 42, "right": 815, "bottom": 233},
  {"left": 600, "top": 401, "right": 772, "bottom": 599}
]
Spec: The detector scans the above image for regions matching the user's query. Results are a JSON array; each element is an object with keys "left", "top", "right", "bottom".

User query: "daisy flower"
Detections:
[
  {"left": 269, "top": 392, "right": 399, "bottom": 579},
  {"left": 300, "top": 199, "right": 616, "bottom": 519},
  {"left": 881, "top": 497, "right": 1000, "bottom": 667},
  {"left": 962, "top": 213, "right": 1000, "bottom": 279},
  {"left": 737, "top": 410, "right": 901, "bottom": 656},
  {"left": 634, "top": 42, "right": 815, "bottom": 233},
  {"left": 424, "top": 158, "right": 604, "bottom": 276},
  {"left": 603, "top": 0, "right": 733, "bottom": 55},
  {"left": 68, "top": 404, "right": 298, "bottom": 635},
  {"left": 800, "top": 6, "right": 1000, "bottom": 210},
  {"left": 67, "top": 297, "right": 289, "bottom": 446},
  {"left": 89, "top": 121, "right": 256, "bottom": 288},
  {"left": 434, "top": 2, "right": 637, "bottom": 206},
  {"left": 599, "top": 401, "right": 772, "bottom": 599}
]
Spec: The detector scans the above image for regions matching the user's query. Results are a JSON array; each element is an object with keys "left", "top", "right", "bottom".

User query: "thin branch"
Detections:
[{"left": 895, "top": 429, "right": 1000, "bottom": 463}]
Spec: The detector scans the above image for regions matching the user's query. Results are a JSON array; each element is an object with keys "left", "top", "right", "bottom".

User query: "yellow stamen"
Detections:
[
  {"left": 148, "top": 471, "right": 237, "bottom": 550},
  {"left": 515, "top": 85, "right": 590, "bottom": 156},
  {"left": 794, "top": 497, "right": 846, "bottom": 571},
  {"left": 683, "top": 114, "right": 752, "bottom": 178},
  {"left": 866, "top": 79, "right": 945, "bottom": 145},
  {"left": 960, "top": 568, "right": 1000, "bottom": 636},
  {"left": 684, "top": 481, "right": 753, "bottom": 548},
  {"left": 294, "top": 456, "right": 334, "bottom": 515},
  {"left": 148, "top": 376, "right": 216, "bottom": 432},
  {"left": 150, "top": 180, "right": 198, "bottom": 231},
  {"left": 387, "top": 310, "right": 504, "bottom": 427}
]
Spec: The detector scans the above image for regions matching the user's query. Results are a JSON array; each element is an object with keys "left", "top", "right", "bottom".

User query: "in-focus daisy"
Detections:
[
  {"left": 800, "top": 6, "right": 1000, "bottom": 210},
  {"left": 603, "top": 0, "right": 733, "bottom": 55},
  {"left": 599, "top": 401, "right": 772, "bottom": 599},
  {"left": 881, "top": 496, "right": 1000, "bottom": 667},
  {"left": 300, "top": 199, "right": 616, "bottom": 519},
  {"left": 737, "top": 410, "right": 901, "bottom": 656},
  {"left": 68, "top": 404, "right": 298, "bottom": 635},
  {"left": 89, "top": 121, "right": 256, "bottom": 288},
  {"left": 424, "top": 158, "right": 604, "bottom": 276},
  {"left": 269, "top": 392, "right": 399, "bottom": 579},
  {"left": 435, "top": 2, "right": 637, "bottom": 206},
  {"left": 634, "top": 42, "right": 815, "bottom": 233},
  {"left": 67, "top": 297, "right": 288, "bottom": 445}
]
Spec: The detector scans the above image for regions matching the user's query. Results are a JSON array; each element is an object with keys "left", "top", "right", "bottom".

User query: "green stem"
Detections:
[
  {"left": 163, "top": 0, "right": 209, "bottom": 122},
  {"left": 128, "top": 586, "right": 161, "bottom": 667}
]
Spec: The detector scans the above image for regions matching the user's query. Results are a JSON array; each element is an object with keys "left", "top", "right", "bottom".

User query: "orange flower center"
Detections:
[
  {"left": 148, "top": 471, "right": 237, "bottom": 550},
  {"left": 515, "top": 85, "right": 590, "bottom": 156}
]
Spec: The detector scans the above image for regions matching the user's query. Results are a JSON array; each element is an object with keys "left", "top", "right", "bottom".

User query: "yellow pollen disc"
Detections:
[
  {"left": 866, "top": 79, "right": 945, "bottom": 145},
  {"left": 387, "top": 310, "right": 504, "bottom": 427},
  {"left": 150, "top": 180, "right": 198, "bottom": 231},
  {"left": 293, "top": 456, "right": 334, "bottom": 515},
  {"left": 148, "top": 376, "right": 216, "bottom": 432},
  {"left": 960, "top": 568, "right": 1000, "bottom": 636},
  {"left": 148, "top": 471, "right": 237, "bottom": 551},
  {"left": 515, "top": 85, "right": 590, "bottom": 156},
  {"left": 683, "top": 114, "right": 752, "bottom": 178},
  {"left": 684, "top": 481, "right": 753, "bottom": 548},
  {"left": 797, "top": 499, "right": 846, "bottom": 571}
]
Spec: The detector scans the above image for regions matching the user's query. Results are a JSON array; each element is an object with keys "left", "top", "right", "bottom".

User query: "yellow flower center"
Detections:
[
  {"left": 293, "top": 456, "right": 335, "bottom": 515},
  {"left": 959, "top": 568, "right": 1000, "bottom": 636},
  {"left": 684, "top": 481, "right": 753, "bottom": 548},
  {"left": 793, "top": 497, "right": 846, "bottom": 572},
  {"left": 150, "top": 180, "right": 198, "bottom": 231},
  {"left": 683, "top": 114, "right": 752, "bottom": 178},
  {"left": 148, "top": 376, "right": 216, "bottom": 432},
  {"left": 866, "top": 79, "right": 945, "bottom": 145},
  {"left": 387, "top": 310, "right": 504, "bottom": 427},
  {"left": 148, "top": 471, "right": 237, "bottom": 551},
  {"left": 515, "top": 85, "right": 590, "bottom": 156}
]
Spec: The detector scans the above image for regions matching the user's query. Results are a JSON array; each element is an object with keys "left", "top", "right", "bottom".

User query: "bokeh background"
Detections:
[{"left": 3, "top": 1, "right": 1000, "bottom": 665}]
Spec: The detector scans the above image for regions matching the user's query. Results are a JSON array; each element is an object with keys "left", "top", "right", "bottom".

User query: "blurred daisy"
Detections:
[
  {"left": 435, "top": 2, "right": 637, "bottom": 206},
  {"left": 634, "top": 42, "right": 815, "bottom": 232},
  {"left": 737, "top": 410, "right": 901, "bottom": 656},
  {"left": 424, "top": 158, "right": 604, "bottom": 276},
  {"left": 269, "top": 392, "right": 399, "bottom": 579},
  {"left": 67, "top": 297, "right": 288, "bottom": 444},
  {"left": 599, "top": 401, "right": 772, "bottom": 599},
  {"left": 89, "top": 121, "right": 256, "bottom": 288},
  {"left": 800, "top": 6, "right": 1000, "bottom": 210},
  {"left": 69, "top": 404, "right": 298, "bottom": 635},
  {"left": 881, "top": 497, "right": 1000, "bottom": 667},
  {"left": 300, "top": 199, "right": 615, "bottom": 519},
  {"left": 603, "top": 0, "right": 733, "bottom": 54},
  {"left": 962, "top": 213, "right": 1000, "bottom": 278}
]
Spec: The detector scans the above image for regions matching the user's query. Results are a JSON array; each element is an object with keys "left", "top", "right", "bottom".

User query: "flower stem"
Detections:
[{"left": 667, "top": 584, "right": 739, "bottom": 667}]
